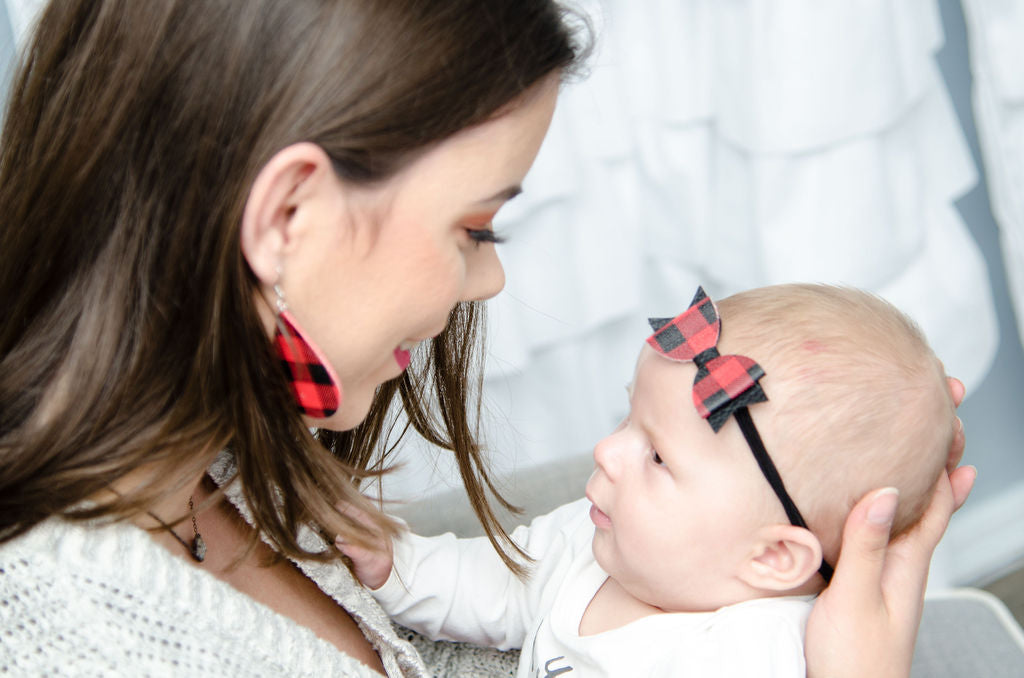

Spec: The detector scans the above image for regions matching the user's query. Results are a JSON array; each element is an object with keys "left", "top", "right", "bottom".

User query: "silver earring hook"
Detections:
[{"left": 274, "top": 264, "right": 288, "bottom": 313}]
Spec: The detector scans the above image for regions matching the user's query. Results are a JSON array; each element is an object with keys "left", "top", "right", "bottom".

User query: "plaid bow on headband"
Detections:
[
  {"left": 647, "top": 286, "right": 834, "bottom": 583},
  {"left": 647, "top": 287, "right": 767, "bottom": 432}
]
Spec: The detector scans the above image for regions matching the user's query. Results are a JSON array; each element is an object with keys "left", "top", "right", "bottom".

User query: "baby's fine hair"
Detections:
[{"left": 717, "top": 284, "right": 954, "bottom": 562}]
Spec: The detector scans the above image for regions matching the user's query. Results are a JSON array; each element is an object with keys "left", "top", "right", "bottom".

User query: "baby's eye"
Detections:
[{"left": 651, "top": 449, "right": 665, "bottom": 466}]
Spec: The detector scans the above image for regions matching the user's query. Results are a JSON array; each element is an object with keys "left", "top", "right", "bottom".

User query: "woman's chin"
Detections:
[{"left": 304, "top": 394, "right": 371, "bottom": 432}]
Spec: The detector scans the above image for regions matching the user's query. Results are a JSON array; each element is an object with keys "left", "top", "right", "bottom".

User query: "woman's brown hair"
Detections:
[{"left": 0, "top": 0, "right": 585, "bottom": 572}]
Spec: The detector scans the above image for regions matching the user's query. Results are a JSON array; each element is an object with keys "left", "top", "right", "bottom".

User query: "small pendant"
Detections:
[{"left": 190, "top": 534, "right": 207, "bottom": 562}]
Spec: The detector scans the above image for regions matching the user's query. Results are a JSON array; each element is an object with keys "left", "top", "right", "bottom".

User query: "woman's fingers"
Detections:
[
  {"left": 804, "top": 488, "right": 903, "bottom": 678},
  {"left": 884, "top": 473, "right": 956, "bottom": 600},
  {"left": 827, "top": 487, "right": 900, "bottom": 611},
  {"left": 946, "top": 377, "right": 965, "bottom": 472},
  {"left": 949, "top": 464, "right": 976, "bottom": 511},
  {"left": 948, "top": 414, "right": 965, "bottom": 473},
  {"left": 947, "top": 376, "right": 965, "bottom": 406},
  {"left": 805, "top": 376, "right": 971, "bottom": 678}
]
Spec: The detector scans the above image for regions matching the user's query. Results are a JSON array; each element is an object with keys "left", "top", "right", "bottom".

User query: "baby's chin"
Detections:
[{"left": 591, "top": 549, "right": 729, "bottom": 613}]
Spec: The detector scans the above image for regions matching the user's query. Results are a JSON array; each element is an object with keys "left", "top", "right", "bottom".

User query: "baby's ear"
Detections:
[{"left": 737, "top": 524, "right": 823, "bottom": 592}]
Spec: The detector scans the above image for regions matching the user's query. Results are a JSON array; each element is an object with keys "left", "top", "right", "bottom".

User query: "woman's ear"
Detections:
[
  {"left": 239, "top": 142, "right": 336, "bottom": 285},
  {"left": 738, "top": 524, "right": 824, "bottom": 592}
]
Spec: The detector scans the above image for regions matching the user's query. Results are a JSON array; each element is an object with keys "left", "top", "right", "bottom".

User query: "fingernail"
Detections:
[
  {"left": 867, "top": 488, "right": 899, "bottom": 526},
  {"left": 956, "top": 416, "right": 964, "bottom": 434}
]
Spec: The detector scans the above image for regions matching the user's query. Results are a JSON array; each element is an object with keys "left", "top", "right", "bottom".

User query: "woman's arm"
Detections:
[{"left": 804, "top": 377, "right": 974, "bottom": 678}]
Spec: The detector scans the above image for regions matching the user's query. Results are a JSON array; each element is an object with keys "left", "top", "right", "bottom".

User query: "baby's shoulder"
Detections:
[{"left": 710, "top": 595, "right": 814, "bottom": 631}]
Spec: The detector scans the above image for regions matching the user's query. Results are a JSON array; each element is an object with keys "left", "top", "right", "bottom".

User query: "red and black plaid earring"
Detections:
[{"left": 272, "top": 275, "right": 342, "bottom": 419}]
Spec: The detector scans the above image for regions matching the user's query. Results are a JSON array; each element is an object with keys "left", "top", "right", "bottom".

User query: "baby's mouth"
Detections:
[
  {"left": 589, "top": 503, "right": 610, "bottom": 532},
  {"left": 587, "top": 497, "right": 612, "bottom": 529}
]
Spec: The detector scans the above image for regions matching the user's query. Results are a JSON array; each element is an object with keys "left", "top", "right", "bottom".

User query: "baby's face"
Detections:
[{"left": 585, "top": 345, "right": 782, "bottom": 612}]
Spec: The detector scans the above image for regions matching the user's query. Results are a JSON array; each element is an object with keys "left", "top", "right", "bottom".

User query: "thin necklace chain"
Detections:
[{"left": 147, "top": 496, "right": 206, "bottom": 563}]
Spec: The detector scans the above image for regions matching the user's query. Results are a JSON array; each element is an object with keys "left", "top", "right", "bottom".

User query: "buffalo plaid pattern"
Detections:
[
  {"left": 647, "top": 287, "right": 718, "bottom": 361},
  {"left": 274, "top": 310, "right": 341, "bottom": 418},
  {"left": 647, "top": 286, "right": 767, "bottom": 432}
]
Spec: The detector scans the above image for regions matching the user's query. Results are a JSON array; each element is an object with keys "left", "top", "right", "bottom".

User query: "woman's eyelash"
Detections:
[
  {"left": 652, "top": 449, "right": 664, "bottom": 465},
  {"left": 467, "top": 228, "right": 507, "bottom": 244}
]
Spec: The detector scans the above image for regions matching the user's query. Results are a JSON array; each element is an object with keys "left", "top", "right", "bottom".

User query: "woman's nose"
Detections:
[{"left": 461, "top": 244, "right": 505, "bottom": 302}]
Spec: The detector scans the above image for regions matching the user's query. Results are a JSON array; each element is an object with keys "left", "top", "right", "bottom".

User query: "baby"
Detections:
[{"left": 341, "top": 284, "right": 955, "bottom": 677}]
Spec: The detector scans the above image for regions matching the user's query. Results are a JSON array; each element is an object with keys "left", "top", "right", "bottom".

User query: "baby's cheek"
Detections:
[{"left": 589, "top": 531, "right": 617, "bottom": 572}]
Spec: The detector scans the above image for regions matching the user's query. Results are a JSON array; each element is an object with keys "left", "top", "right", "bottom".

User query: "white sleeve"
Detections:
[{"left": 371, "top": 497, "right": 593, "bottom": 651}]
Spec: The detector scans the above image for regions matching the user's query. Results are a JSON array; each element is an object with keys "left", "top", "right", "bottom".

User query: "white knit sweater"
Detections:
[
  {"left": 0, "top": 452, "right": 433, "bottom": 677},
  {"left": 0, "top": 515, "right": 401, "bottom": 676},
  {"left": 0, "top": 453, "right": 520, "bottom": 677}
]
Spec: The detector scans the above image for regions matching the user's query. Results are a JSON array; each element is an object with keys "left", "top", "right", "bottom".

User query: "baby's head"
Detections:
[{"left": 585, "top": 284, "right": 954, "bottom": 613}]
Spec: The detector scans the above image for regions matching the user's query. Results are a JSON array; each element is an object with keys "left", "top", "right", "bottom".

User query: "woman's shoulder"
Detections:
[
  {"left": 0, "top": 518, "right": 384, "bottom": 677},
  {"left": 208, "top": 451, "right": 430, "bottom": 677}
]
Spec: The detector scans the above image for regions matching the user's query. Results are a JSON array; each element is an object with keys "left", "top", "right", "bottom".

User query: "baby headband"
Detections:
[{"left": 647, "top": 287, "right": 834, "bottom": 584}]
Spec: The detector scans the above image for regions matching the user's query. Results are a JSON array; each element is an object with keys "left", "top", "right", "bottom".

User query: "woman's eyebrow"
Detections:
[{"left": 475, "top": 185, "right": 523, "bottom": 205}]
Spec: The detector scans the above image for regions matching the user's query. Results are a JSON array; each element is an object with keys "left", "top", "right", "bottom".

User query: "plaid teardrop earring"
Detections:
[{"left": 272, "top": 275, "right": 342, "bottom": 418}]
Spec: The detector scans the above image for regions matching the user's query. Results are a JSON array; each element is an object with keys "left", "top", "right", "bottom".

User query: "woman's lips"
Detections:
[
  {"left": 589, "top": 502, "right": 612, "bottom": 529},
  {"left": 393, "top": 346, "right": 411, "bottom": 370}
]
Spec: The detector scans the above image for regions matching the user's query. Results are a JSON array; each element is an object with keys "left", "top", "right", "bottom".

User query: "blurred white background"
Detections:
[
  {"left": 3, "top": 0, "right": 1020, "bottom": 590},
  {"left": 378, "top": 0, "right": 1024, "bottom": 591}
]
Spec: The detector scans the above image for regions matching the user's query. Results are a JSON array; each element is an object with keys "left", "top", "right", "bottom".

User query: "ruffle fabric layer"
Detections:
[
  {"left": 445, "top": 0, "right": 996, "bottom": 482},
  {"left": 962, "top": 0, "right": 1024, "bottom": 344}
]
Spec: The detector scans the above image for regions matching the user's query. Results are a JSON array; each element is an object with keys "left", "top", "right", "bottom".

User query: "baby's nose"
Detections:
[{"left": 592, "top": 434, "right": 623, "bottom": 479}]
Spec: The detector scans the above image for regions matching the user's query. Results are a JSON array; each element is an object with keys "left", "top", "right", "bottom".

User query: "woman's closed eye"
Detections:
[
  {"left": 651, "top": 449, "right": 665, "bottom": 466},
  {"left": 461, "top": 211, "right": 506, "bottom": 246},
  {"left": 467, "top": 227, "right": 506, "bottom": 245}
]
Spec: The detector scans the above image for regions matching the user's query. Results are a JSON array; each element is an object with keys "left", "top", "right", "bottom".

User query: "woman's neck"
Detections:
[{"left": 92, "top": 462, "right": 212, "bottom": 561}]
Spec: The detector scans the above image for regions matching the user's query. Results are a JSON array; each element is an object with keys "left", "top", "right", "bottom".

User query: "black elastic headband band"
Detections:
[{"left": 734, "top": 406, "right": 834, "bottom": 583}]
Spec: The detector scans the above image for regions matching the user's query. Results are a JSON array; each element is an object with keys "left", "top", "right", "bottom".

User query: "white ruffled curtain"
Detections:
[
  {"left": 386, "top": 0, "right": 997, "bottom": 497},
  {"left": 3, "top": 0, "right": 37, "bottom": 48},
  {"left": 961, "top": 0, "right": 1024, "bottom": 346}
]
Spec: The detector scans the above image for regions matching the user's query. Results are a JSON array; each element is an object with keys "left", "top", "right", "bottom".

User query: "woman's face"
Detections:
[{"left": 286, "top": 76, "right": 560, "bottom": 430}]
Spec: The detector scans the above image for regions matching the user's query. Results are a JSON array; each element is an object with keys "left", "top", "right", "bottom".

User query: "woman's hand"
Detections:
[{"left": 804, "top": 377, "right": 975, "bottom": 678}]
